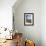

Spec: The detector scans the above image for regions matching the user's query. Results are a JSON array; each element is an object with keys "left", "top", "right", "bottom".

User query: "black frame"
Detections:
[{"left": 24, "top": 13, "right": 34, "bottom": 26}]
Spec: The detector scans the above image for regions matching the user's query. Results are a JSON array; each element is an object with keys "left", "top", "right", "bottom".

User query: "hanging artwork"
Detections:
[
  {"left": 13, "top": 13, "right": 15, "bottom": 31},
  {"left": 24, "top": 13, "right": 34, "bottom": 26}
]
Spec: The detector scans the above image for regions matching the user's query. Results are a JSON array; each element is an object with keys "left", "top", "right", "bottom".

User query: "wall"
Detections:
[
  {"left": 41, "top": 0, "right": 46, "bottom": 46},
  {"left": 13, "top": 0, "right": 41, "bottom": 46},
  {"left": 0, "top": 0, "right": 16, "bottom": 30}
]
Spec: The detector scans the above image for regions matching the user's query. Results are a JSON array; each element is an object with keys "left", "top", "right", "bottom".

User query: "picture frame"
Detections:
[
  {"left": 13, "top": 13, "right": 15, "bottom": 31},
  {"left": 24, "top": 13, "right": 34, "bottom": 26}
]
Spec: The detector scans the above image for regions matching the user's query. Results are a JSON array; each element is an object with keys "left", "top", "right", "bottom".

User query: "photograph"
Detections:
[{"left": 24, "top": 13, "right": 34, "bottom": 26}]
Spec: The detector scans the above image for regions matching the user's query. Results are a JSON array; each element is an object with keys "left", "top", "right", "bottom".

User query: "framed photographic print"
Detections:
[
  {"left": 13, "top": 13, "right": 15, "bottom": 31},
  {"left": 24, "top": 13, "right": 34, "bottom": 26}
]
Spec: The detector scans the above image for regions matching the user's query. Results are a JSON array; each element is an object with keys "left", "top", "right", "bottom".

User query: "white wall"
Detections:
[
  {"left": 0, "top": 0, "right": 16, "bottom": 30},
  {"left": 41, "top": 0, "right": 46, "bottom": 46},
  {"left": 13, "top": 0, "right": 41, "bottom": 46}
]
